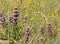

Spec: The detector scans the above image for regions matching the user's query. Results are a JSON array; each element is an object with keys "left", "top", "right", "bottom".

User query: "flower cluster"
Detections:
[
  {"left": 9, "top": 7, "right": 19, "bottom": 24},
  {"left": 39, "top": 23, "right": 52, "bottom": 42},
  {"left": 9, "top": 17, "right": 17, "bottom": 24},
  {"left": 25, "top": 27, "right": 30, "bottom": 42},
  {"left": 13, "top": 7, "right": 19, "bottom": 17},
  {"left": 39, "top": 26, "right": 45, "bottom": 42},
  {"left": 47, "top": 23, "right": 52, "bottom": 36},
  {"left": 0, "top": 13, "right": 5, "bottom": 24}
]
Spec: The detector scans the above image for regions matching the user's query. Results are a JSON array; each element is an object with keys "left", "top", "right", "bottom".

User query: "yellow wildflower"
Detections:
[
  {"left": 41, "top": 14, "right": 45, "bottom": 17},
  {"left": 51, "top": 13, "right": 55, "bottom": 17},
  {"left": 25, "top": 13, "right": 28, "bottom": 17},
  {"left": 51, "top": 13, "right": 58, "bottom": 17},
  {"left": 30, "top": 16, "right": 35, "bottom": 21},
  {"left": 25, "top": 0, "right": 30, "bottom": 8},
  {"left": 13, "top": 2, "right": 17, "bottom": 6},
  {"left": 27, "top": 0, "right": 30, "bottom": 3},
  {"left": 11, "top": 1, "right": 17, "bottom": 6}
]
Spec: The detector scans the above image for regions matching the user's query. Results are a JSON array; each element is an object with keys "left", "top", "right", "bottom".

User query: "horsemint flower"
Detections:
[
  {"left": 8, "top": 17, "right": 17, "bottom": 24},
  {"left": 0, "top": 13, "right": 5, "bottom": 24},
  {"left": 9, "top": 7, "right": 20, "bottom": 44},
  {"left": 25, "top": 27, "right": 30, "bottom": 42},
  {"left": 47, "top": 23, "right": 52, "bottom": 29},
  {"left": 8, "top": 7, "right": 19, "bottom": 24},
  {"left": 47, "top": 23, "right": 52, "bottom": 38},
  {"left": 13, "top": 7, "right": 19, "bottom": 17},
  {"left": 47, "top": 24, "right": 52, "bottom": 36}
]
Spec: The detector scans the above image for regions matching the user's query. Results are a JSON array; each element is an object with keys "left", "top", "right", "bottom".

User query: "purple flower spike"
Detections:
[
  {"left": 25, "top": 27, "right": 30, "bottom": 42},
  {"left": 26, "top": 27, "right": 30, "bottom": 36},
  {"left": 13, "top": 7, "right": 19, "bottom": 17},
  {"left": 47, "top": 23, "right": 52, "bottom": 37}
]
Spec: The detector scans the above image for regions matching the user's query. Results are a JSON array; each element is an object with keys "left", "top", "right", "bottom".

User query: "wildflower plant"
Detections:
[
  {"left": 8, "top": 7, "right": 20, "bottom": 44},
  {"left": 0, "top": 13, "right": 8, "bottom": 40},
  {"left": 0, "top": 0, "right": 60, "bottom": 44},
  {"left": 24, "top": 27, "right": 30, "bottom": 42}
]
